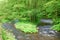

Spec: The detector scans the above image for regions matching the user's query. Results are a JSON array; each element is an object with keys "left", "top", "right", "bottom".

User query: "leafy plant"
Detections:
[
  {"left": 51, "top": 23, "right": 60, "bottom": 31},
  {"left": 0, "top": 0, "right": 60, "bottom": 33},
  {"left": 15, "top": 22, "right": 38, "bottom": 33}
]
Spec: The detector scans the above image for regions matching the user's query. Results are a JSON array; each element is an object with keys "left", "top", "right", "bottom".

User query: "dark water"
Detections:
[{"left": 2, "top": 22, "right": 25, "bottom": 40}]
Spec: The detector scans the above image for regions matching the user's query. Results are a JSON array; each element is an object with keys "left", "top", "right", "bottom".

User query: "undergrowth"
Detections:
[{"left": 15, "top": 22, "right": 38, "bottom": 33}]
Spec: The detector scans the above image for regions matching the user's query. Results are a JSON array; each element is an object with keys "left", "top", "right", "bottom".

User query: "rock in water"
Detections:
[
  {"left": 38, "top": 25, "right": 56, "bottom": 36},
  {"left": 36, "top": 19, "right": 57, "bottom": 36}
]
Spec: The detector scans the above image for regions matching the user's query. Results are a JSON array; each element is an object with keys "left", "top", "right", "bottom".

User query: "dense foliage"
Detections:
[{"left": 0, "top": 0, "right": 60, "bottom": 32}]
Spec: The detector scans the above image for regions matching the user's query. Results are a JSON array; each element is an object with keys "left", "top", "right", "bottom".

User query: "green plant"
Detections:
[
  {"left": 15, "top": 22, "right": 38, "bottom": 33},
  {"left": 0, "top": 27, "right": 15, "bottom": 40},
  {"left": 1, "top": 29, "right": 7, "bottom": 40},
  {"left": 0, "top": 0, "right": 60, "bottom": 33},
  {"left": 51, "top": 23, "right": 60, "bottom": 31}
]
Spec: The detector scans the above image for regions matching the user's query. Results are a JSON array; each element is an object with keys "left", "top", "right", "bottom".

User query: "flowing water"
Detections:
[{"left": 1, "top": 21, "right": 60, "bottom": 40}]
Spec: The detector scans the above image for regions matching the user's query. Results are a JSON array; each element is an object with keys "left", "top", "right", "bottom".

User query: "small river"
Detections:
[{"left": 1, "top": 19, "right": 60, "bottom": 40}]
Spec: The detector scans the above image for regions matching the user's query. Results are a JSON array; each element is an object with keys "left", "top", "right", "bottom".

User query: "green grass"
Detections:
[{"left": 15, "top": 22, "right": 38, "bottom": 33}]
